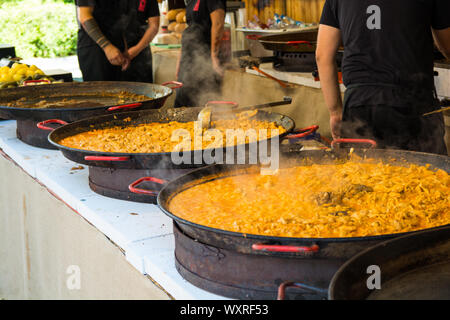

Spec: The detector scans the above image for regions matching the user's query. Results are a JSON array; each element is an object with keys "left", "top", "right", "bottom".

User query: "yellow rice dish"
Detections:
[
  {"left": 58, "top": 116, "right": 285, "bottom": 153},
  {"left": 169, "top": 161, "right": 450, "bottom": 238}
]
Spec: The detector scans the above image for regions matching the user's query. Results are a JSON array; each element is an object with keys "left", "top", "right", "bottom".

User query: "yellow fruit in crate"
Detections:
[
  {"left": 33, "top": 69, "right": 45, "bottom": 76},
  {"left": 16, "top": 68, "right": 27, "bottom": 76},
  {"left": 11, "top": 63, "right": 22, "bottom": 70},
  {"left": 0, "top": 66, "right": 10, "bottom": 74},
  {"left": 13, "top": 73, "right": 24, "bottom": 82},
  {"left": 29, "top": 65, "right": 38, "bottom": 71},
  {"left": 26, "top": 69, "right": 35, "bottom": 78},
  {"left": 2, "top": 73, "right": 14, "bottom": 82}
]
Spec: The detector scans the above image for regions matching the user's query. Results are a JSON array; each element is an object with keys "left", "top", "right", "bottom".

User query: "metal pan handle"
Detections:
[
  {"left": 245, "top": 34, "right": 261, "bottom": 40},
  {"left": 84, "top": 156, "right": 130, "bottom": 162},
  {"left": 331, "top": 139, "right": 377, "bottom": 149},
  {"left": 128, "top": 177, "right": 167, "bottom": 196},
  {"left": 252, "top": 243, "right": 319, "bottom": 254},
  {"left": 23, "top": 79, "right": 51, "bottom": 86},
  {"left": 205, "top": 101, "right": 239, "bottom": 109},
  {"left": 107, "top": 102, "right": 142, "bottom": 112},
  {"left": 37, "top": 119, "right": 68, "bottom": 131},
  {"left": 162, "top": 81, "right": 183, "bottom": 89},
  {"left": 277, "top": 281, "right": 328, "bottom": 300},
  {"left": 286, "top": 40, "right": 314, "bottom": 47},
  {"left": 286, "top": 125, "right": 319, "bottom": 140}
]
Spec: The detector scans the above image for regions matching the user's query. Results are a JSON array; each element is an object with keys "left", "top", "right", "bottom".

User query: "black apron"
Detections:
[
  {"left": 341, "top": 83, "right": 447, "bottom": 155},
  {"left": 174, "top": 1, "right": 223, "bottom": 108},
  {"left": 77, "top": 0, "right": 153, "bottom": 82},
  {"left": 78, "top": 44, "right": 153, "bottom": 82}
]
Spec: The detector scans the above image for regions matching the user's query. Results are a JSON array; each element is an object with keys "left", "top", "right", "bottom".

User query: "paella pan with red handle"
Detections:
[
  {"left": 0, "top": 80, "right": 182, "bottom": 149},
  {"left": 155, "top": 146, "right": 449, "bottom": 299}
]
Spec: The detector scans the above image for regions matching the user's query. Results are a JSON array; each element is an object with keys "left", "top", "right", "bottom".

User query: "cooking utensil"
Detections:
[
  {"left": 157, "top": 146, "right": 449, "bottom": 256},
  {"left": 329, "top": 225, "right": 450, "bottom": 300},
  {"left": 0, "top": 81, "right": 182, "bottom": 149},
  {"left": 258, "top": 30, "right": 319, "bottom": 53},
  {"left": 47, "top": 107, "right": 296, "bottom": 170},
  {"left": 256, "top": 29, "right": 343, "bottom": 73},
  {"left": 0, "top": 81, "right": 182, "bottom": 121},
  {"left": 197, "top": 97, "right": 293, "bottom": 129},
  {"left": 251, "top": 66, "right": 290, "bottom": 88},
  {"left": 156, "top": 146, "right": 448, "bottom": 300},
  {"left": 423, "top": 106, "right": 450, "bottom": 116}
]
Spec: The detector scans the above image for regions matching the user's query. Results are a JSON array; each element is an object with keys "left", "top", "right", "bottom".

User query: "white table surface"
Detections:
[{"left": 0, "top": 119, "right": 227, "bottom": 300}]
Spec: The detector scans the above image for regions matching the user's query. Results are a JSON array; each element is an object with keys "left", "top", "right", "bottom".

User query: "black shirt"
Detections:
[
  {"left": 320, "top": 0, "right": 450, "bottom": 108},
  {"left": 76, "top": 0, "right": 160, "bottom": 50},
  {"left": 184, "top": 0, "right": 226, "bottom": 44}
]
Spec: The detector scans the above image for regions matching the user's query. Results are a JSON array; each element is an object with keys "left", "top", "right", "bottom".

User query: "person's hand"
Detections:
[
  {"left": 121, "top": 49, "right": 132, "bottom": 71},
  {"left": 127, "top": 46, "right": 141, "bottom": 60},
  {"left": 212, "top": 57, "right": 224, "bottom": 77},
  {"left": 121, "top": 56, "right": 131, "bottom": 71},
  {"left": 104, "top": 44, "right": 126, "bottom": 67},
  {"left": 329, "top": 111, "right": 342, "bottom": 140}
]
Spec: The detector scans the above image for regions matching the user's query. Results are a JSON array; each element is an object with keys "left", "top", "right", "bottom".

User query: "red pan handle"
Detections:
[
  {"left": 246, "top": 34, "right": 261, "bottom": 40},
  {"left": 23, "top": 79, "right": 51, "bottom": 86},
  {"left": 286, "top": 41, "right": 313, "bottom": 46},
  {"left": 331, "top": 139, "right": 377, "bottom": 149},
  {"left": 107, "top": 102, "right": 142, "bottom": 112},
  {"left": 162, "top": 81, "right": 183, "bottom": 89},
  {"left": 128, "top": 177, "right": 167, "bottom": 196},
  {"left": 205, "top": 101, "right": 239, "bottom": 109},
  {"left": 84, "top": 156, "right": 130, "bottom": 161},
  {"left": 37, "top": 119, "right": 68, "bottom": 131},
  {"left": 252, "top": 243, "right": 319, "bottom": 254},
  {"left": 277, "top": 281, "right": 328, "bottom": 300},
  {"left": 286, "top": 125, "right": 319, "bottom": 139}
]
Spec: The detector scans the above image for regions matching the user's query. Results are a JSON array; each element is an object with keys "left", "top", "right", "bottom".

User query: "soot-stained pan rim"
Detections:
[
  {"left": 0, "top": 81, "right": 172, "bottom": 112},
  {"left": 48, "top": 129, "right": 294, "bottom": 158},
  {"left": 47, "top": 110, "right": 296, "bottom": 158},
  {"left": 156, "top": 155, "right": 450, "bottom": 244}
]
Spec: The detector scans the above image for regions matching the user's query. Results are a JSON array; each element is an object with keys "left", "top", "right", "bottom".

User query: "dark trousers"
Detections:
[
  {"left": 173, "top": 25, "right": 223, "bottom": 108},
  {"left": 77, "top": 44, "right": 153, "bottom": 83},
  {"left": 342, "top": 104, "right": 447, "bottom": 155}
]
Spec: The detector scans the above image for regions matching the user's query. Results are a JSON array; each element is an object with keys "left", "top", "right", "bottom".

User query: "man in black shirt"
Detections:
[
  {"left": 76, "top": 0, "right": 160, "bottom": 82},
  {"left": 316, "top": 0, "right": 450, "bottom": 154},
  {"left": 174, "top": 0, "right": 226, "bottom": 107}
]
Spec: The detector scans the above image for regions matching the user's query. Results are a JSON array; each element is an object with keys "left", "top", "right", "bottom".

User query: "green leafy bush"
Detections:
[{"left": 0, "top": 0, "right": 78, "bottom": 58}]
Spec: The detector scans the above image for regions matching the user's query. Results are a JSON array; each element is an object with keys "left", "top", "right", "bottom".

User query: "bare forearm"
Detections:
[
  {"left": 135, "top": 18, "right": 160, "bottom": 53},
  {"left": 433, "top": 28, "right": 450, "bottom": 60},
  {"left": 317, "top": 60, "right": 342, "bottom": 116},
  {"left": 210, "top": 11, "right": 225, "bottom": 60},
  {"left": 211, "top": 26, "right": 223, "bottom": 59}
]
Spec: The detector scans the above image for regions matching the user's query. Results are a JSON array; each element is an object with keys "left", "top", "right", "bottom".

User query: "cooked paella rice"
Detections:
[
  {"left": 169, "top": 161, "right": 450, "bottom": 238},
  {"left": 58, "top": 116, "right": 285, "bottom": 153}
]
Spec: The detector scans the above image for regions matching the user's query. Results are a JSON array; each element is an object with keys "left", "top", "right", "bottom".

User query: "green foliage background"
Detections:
[{"left": 0, "top": 0, "right": 78, "bottom": 58}]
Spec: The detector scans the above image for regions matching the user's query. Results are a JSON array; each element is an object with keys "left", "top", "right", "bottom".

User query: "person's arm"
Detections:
[
  {"left": 433, "top": 28, "right": 450, "bottom": 60},
  {"left": 77, "top": 6, "right": 127, "bottom": 68},
  {"left": 316, "top": 24, "right": 342, "bottom": 140},
  {"left": 128, "top": 16, "right": 160, "bottom": 60},
  {"left": 210, "top": 9, "right": 225, "bottom": 76}
]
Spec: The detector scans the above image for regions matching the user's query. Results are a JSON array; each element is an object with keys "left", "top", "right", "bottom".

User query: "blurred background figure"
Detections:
[
  {"left": 76, "top": 0, "right": 160, "bottom": 82},
  {"left": 174, "top": 0, "right": 226, "bottom": 107},
  {"left": 316, "top": 0, "right": 450, "bottom": 154}
]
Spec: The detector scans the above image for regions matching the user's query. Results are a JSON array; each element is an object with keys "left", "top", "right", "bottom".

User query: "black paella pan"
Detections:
[
  {"left": 0, "top": 81, "right": 182, "bottom": 149},
  {"left": 328, "top": 225, "right": 450, "bottom": 300},
  {"left": 156, "top": 146, "right": 449, "bottom": 298},
  {"left": 46, "top": 99, "right": 305, "bottom": 204},
  {"left": 47, "top": 105, "right": 297, "bottom": 170}
]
